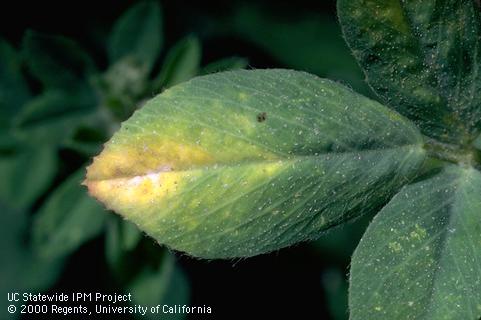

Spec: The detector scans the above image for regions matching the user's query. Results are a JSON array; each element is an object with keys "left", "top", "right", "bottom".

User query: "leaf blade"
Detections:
[
  {"left": 23, "top": 31, "right": 95, "bottom": 90},
  {"left": 200, "top": 56, "right": 248, "bottom": 75},
  {"left": 0, "top": 147, "right": 56, "bottom": 210},
  {"left": 85, "top": 69, "right": 426, "bottom": 258},
  {"left": 349, "top": 165, "right": 481, "bottom": 320},
  {"left": 126, "top": 253, "right": 190, "bottom": 320},
  {"left": 13, "top": 88, "right": 97, "bottom": 145},
  {"left": 32, "top": 169, "right": 106, "bottom": 259},
  {"left": 0, "top": 203, "right": 64, "bottom": 319},
  {"left": 108, "top": 1, "right": 163, "bottom": 73},
  {"left": 338, "top": 0, "right": 481, "bottom": 143},
  {"left": 154, "top": 35, "right": 201, "bottom": 90},
  {"left": 0, "top": 39, "right": 30, "bottom": 123}
]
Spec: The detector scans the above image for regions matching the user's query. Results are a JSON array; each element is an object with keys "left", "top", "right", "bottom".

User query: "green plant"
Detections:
[
  {"left": 1, "top": 1, "right": 246, "bottom": 318},
  {"left": 85, "top": 0, "right": 481, "bottom": 319}
]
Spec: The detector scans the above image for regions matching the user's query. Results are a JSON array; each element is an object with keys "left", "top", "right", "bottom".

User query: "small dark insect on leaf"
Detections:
[{"left": 257, "top": 112, "right": 267, "bottom": 122}]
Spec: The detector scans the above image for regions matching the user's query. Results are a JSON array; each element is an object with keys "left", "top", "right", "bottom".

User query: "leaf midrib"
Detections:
[{"left": 87, "top": 143, "right": 423, "bottom": 182}]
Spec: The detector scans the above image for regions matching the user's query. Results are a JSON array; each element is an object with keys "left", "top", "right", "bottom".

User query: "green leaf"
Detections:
[
  {"left": 105, "top": 215, "right": 142, "bottom": 274},
  {"left": 201, "top": 56, "right": 248, "bottom": 75},
  {"left": 118, "top": 219, "right": 142, "bottom": 252},
  {"left": 349, "top": 165, "right": 481, "bottom": 320},
  {"left": 108, "top": 1, "right": 163, "bottom": 73},
  {"left": 0, "top": 203, "right": 64, "bottom": 319},
  {"left": 127, "top": 253, "right": 190, "bottom": 320},
  {"left": 62, "top": 126, "right": 108, "bottom": 157},
  {"left": 338, "top": 0, "right": 481, "bottom": 144},
  {"left": 0, "top": 39, "right": 30, "bottom": 123},
  {"left": 32, "top": 169, "right": 106, "bottom": 259},
  {"left": 155, "top": 35, "right": 201, "bottom": 90},
  {"left": 84, "top": 69, "right": 426, "bottom": 259},
  {"left": 0, "top": 130, "right": 20, "bottom": 152},
  {"left": 105, "top": 221, "right": 189, "bottom": 320},
  {"left": 0, "top": 40, "right": 31, "bottom": 147},
  {"left": 0, "top": 147, "right": 56, "bottom": 210},
  {"left": 13, "top": 89, "right": 97, "bottom": 145},
  {"left": 23, "top": 31, "right": 95, "bottom": 90}
]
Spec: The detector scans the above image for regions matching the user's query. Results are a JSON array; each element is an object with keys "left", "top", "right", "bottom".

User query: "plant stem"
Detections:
[{"left": 424, "top": 137, "right": 479, "bottom": 168}]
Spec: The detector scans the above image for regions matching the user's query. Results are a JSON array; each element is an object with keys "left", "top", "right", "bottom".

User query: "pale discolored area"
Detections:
[
  {"left": 338, "top": 0, "right": 481, "bottom": 144},
  {"left": 86, "top": 140, "right": 216, "bottom": 180},
  {"left": 349, "top": 165, "right": 481, "bottom": 320},
  {"left": 85, "top": 69, "right": 426, "bottom": 258}
]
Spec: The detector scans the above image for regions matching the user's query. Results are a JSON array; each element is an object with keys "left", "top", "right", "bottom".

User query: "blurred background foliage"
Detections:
[{"left": 0, "top": 1, "right": 374, "bottom": 319}]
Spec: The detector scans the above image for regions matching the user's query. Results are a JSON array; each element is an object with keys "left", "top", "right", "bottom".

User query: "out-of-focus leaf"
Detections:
[
  {"left": 201, "top": 56, "right": 248, "bottom": 75},
  {"left": 1, "top": 202, "right": 64, "bottom": 319},
  {"left": 155, "top": 35, "right": 201, "bottom": 90},
  {"left": 121, "top": 220, "right": 142, "bottom": 251},
  {"left": 229, "top": 5, "right": 368, "bottom": 94},
  {"left": 23, "top": 31, "right": 95, "bottom": 90},
  {"left": 13, "top": 88, "right": 97, "bottom": 145},
  {"left": 349, "top": 165, "right": 481, "bottom": 320},
  {"left": 108, "top": 1, "right": 163, "bottom": 73},
  {"left": 127, "top": 252, "right": 190, "bottom": 320},
  {"left": 105, "top": 223, "right": 189, "bottom": 320},
  {"left": 0, "top": 147, "right": 56, "bottom": 210},
  {"left": 105, "top": 215, "right": 142, "bottom": 274},
  {"left": 338, "top": 0, "right": 481, "bottom": 144},
  {"left": 105, "top": 217, "right": 122, "bottom": 272},
  {"left": 0, "top": 39, "right": 30, "bottom": 124},
  {"left": 32, "top": 169, "right": 106, "bottom": 259},
  {"left": 62, "top": 126, "right": 108, "bottom": 157},
  {"left": 85, "top": 69, "right": 426, "bottom": 259},
  {"left": 62, "top": 140, "right": 103, "bottom": 157},
  {"left": 322, "top": 268, "right": 348, "bottom": 320},
  {"left": 0, "top": 130, "right": 20, "bottom": 152}
]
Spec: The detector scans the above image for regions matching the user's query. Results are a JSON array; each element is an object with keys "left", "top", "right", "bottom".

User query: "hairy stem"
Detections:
[{"left": 424, "top": 137, "right": 480, "bottom": 168}]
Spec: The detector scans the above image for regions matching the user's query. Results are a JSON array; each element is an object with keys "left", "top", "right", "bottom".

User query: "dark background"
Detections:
[{"left": 1, "top": 1, "right": 372, "bottom": 319}]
